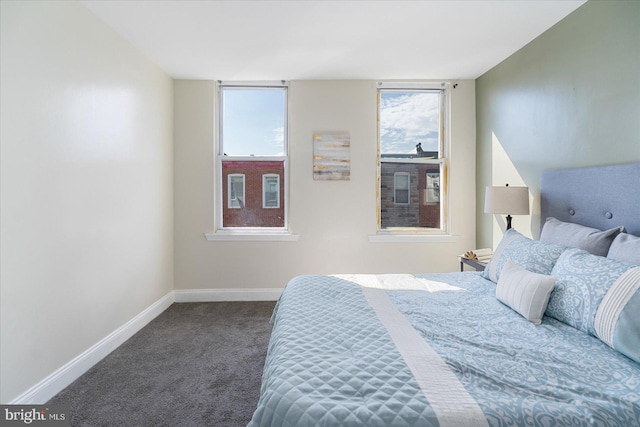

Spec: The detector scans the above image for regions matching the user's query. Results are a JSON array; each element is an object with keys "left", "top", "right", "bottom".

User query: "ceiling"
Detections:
[{"left": 80, "top": 0, "right": 587, "bottom": 81}]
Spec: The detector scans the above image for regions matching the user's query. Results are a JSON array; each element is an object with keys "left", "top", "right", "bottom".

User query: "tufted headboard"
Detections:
[{"left": 540, "top": 163, "right": 640, "bottom": 236}]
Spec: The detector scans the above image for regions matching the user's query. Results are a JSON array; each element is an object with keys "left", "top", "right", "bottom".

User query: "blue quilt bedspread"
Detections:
[{"left": 248, "top": 273, "right": 640, "bottom": 427}]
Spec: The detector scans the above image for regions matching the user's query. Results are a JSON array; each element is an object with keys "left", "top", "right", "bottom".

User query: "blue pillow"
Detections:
[
  {"left": 482, "top": 228, "right": 566, "bottom": 283},
  {"left": 547, "top": 248, "right": 636, "bottom": 336},
  {"left": 607, "top": 233, "right": 640, "bottom": 265},
  {"left": 540, "top": 217, "right": 623, "bottom": 257},
  {"left": 594, "top": 266, "right": 640, "bottom": 363}
]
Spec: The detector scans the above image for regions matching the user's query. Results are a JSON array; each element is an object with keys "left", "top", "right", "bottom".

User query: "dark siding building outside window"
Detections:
[{"left": 380, "top": 162, "right": 440, "bottom": 229}]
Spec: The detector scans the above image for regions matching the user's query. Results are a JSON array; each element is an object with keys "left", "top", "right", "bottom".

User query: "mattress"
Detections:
[{"left": 248, "top": 272, "right": 640, "bottom": 427}]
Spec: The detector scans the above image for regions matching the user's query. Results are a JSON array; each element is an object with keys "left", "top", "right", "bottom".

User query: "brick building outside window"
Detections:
[{"left": 222, "top": 160, "right": 284, "bottom": 227}]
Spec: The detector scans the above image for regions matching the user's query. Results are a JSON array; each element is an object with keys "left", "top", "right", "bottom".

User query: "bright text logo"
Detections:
[{"left": 1, "top": 405, "right": 69, "bottom": 426}]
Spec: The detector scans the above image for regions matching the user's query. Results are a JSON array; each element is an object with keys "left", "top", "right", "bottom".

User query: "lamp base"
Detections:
[{"left": 506, "top": 214, "right": 513, "bottom": 230}]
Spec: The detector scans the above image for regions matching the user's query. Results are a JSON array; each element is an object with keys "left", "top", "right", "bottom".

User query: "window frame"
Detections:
[
  {"left": 425, "top": 172, "right": 440, "bottom": 205},
  {"left": 214, "top": 81, "right": 291, "bottom": 235},
  {"left": 262, "top": 174, "right": 280, "bottom": 209},
  {"left": 228, "top": 174, "right": 245, "bottom": 209},
  {"left": 376, "top": 82, "right": 450, "bottom": 236},
  {"left": 393, "top": 172, "right": 410, "bottom": 205}
]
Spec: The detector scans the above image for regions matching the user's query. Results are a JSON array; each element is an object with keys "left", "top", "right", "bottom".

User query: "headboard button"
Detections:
[
  {"left": 569, "top": 209, "right": 575, "bottom": 216},
  {"left": 605, "top": 212, "right": 613, "bottom": 219}
]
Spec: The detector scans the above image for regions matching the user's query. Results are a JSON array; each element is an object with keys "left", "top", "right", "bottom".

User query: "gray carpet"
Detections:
[{"left": 48, "top": 301, "right": 276, "bottom": 427}]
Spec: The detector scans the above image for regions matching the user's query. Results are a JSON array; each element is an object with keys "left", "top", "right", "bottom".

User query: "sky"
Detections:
[
  {"left": 221, "top": 87, "right": 285, "bottom": 156},
  {"left": 221, "top": 87, "right": 440, "bottom": 157},
  {"left": 379, "top": 91, "right": 441, "bottom": 155}
]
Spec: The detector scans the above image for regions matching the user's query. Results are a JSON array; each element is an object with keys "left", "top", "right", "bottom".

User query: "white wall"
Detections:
[
  {"left": 0, "top": 1, "right": 173, "bottom": 403},
  {"left": 174, "top": 80, "right": 477, "bottom": 292}
]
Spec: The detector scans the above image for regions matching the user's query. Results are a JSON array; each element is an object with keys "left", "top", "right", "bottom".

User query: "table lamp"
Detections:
[{"left": 484, "top": 184, "right": 530, "bottom": 230}]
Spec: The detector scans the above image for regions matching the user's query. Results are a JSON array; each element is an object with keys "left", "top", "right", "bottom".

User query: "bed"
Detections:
[{"left": 249, "top": 163, "right": 640, "bottom": 427}]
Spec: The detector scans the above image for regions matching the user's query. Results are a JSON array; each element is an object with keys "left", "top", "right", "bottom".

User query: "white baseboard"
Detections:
[
  {"left": 10, "top": 291, "right": 175, "bottom": 404},
  {"left": 174, "top": 288, "right": 283, "bottom": 302},
  {"left": 9, "top": 288, "right": 278, "bottom": 404}
]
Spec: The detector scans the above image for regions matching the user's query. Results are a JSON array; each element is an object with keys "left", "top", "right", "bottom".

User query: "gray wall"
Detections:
[{"left": 476, "top": 0, "right": 640, "bottom": 247}]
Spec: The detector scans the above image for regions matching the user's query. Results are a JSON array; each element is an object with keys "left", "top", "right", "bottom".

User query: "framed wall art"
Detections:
[{"left": 312, "top": 132, "right": 350, "bottom": 181}]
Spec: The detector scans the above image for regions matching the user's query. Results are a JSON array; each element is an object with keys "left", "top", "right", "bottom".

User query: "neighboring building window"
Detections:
[
  {"left": 263, "top": 174, "right": 280, "bottom": 208},
  {"left": 228, "top": 174, "right": 245, "bottom": 209},
  {"left": 394, "top": 173, "right": 410, "bottom": 205},
  {"left": 378, "top": 82, "right": 448, "bottom": 231},
  {"left": 425, "top": 172, "right": 440, "bottom": 204},
  {"left": 218, "top": 83, "right": 287, "bottom": 229}
]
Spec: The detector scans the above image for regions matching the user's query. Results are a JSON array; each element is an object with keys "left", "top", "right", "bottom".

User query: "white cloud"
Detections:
[
  {"left": 380, "top": 92, "right": 440, "bottom": 154},
  {"left": 267, "top": 126, "right": 285, "bottom": 156}
]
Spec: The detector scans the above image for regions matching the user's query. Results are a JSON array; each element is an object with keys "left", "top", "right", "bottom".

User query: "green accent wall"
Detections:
[{"left": 476, "top": 0, "right": 640, "bottom": 247}]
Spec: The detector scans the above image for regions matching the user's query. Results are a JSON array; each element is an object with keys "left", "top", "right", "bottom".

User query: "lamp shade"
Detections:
[{"left": 484, "top": 185, "right": 529, "bottom": 215}]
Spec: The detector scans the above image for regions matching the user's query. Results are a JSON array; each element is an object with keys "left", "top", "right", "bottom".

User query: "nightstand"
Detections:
[{"left": 458, "top": 257, "right": 487, "bottom": 272}]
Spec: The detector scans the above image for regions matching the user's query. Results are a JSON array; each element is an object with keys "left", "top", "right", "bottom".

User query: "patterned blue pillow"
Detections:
[
  {"left": 547, "top": 248, "right": 636, "bottom": 335},
  {"left": 594, "top": 266, "right": 640, "bottom": 363},
  {"left": 482, "top": 229, "right": 566, "bottom": 283}
]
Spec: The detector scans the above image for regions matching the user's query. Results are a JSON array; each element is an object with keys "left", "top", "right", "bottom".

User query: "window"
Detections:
[
  {"left": 263, "top": 174, "right": 280, "bottom": 208},
  {"left": 425, "top": 172, "right": 440, "bottom": 204},
  {"left": 394, "top": 173, "right": 410, "bottom": 205},
  {"left": 217, "top": 83, "right": 288, "bottom": 229},
  {"left": 378, "top": 82, "right": 448, "bottom": 232},
  {"left": 228, "top": 174, "right": 245, "bottom": 209}
]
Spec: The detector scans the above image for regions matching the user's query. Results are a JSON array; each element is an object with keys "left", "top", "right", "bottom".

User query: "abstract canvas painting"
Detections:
[{"left": 313, "top": 132, "right": 350, "bottom": 181}]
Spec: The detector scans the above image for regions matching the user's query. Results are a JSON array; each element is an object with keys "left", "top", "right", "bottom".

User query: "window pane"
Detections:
[
  {"left": 381, "top": 162, "right": 441, "bottom": 229},
  {"left": 396, "top": 190, "right": 409, "bottom": 204},
  {"left": 263, "top": 175, "right": 279, "bottom": 208},
  {"left": 228, "top": 175, "right": 244, "bottom": 209},
  {"left": 395, "top": 173, "right": 409, "bottom": 190},
  {"left": 221, "top": 87, "right": 285, "bottom": 156},
  {"left": 426, "top": 172, "right": 440, "bottom": 203},
  {"left": 394, "top": 173, "right": 409, "bottom": 204},
  {"left": 379, "top": 86, "right": 445, "bottom": 231},
  {"left": 380, "top": 90, "right": 440, "bottom": 158},
  {"left": 217, "top": 84, "right": 288, "bottom": 231},
  {"left": 222, "top": 161, "right": 284, "bottom": 227}
]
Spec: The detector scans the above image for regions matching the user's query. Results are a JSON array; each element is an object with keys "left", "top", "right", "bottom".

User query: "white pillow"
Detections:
[{"left": 496, "top": 261, "right": 556, "bottom": 325}]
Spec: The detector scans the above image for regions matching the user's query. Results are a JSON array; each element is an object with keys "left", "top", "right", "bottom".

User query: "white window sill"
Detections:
[
  {"left": 204, "top": 231, "right": 300, "bottom": 242},
  {"left": 368, "top": 233, "right": 459, "bottom": 243}
]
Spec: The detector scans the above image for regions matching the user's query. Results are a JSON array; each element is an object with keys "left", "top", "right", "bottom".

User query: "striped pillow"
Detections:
[
  {"left": 594, "top": 267, "right": 640, "bottom": 363},
  {"left": 496, "top": 261, "right": 556, "bottom": 325}
]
